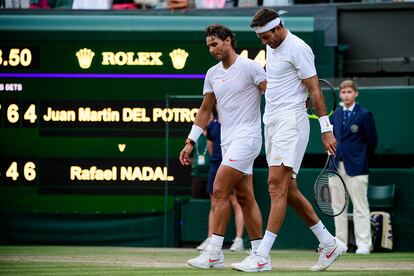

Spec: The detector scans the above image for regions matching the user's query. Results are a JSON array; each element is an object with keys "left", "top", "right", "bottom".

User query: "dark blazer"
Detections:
[{"left": 329, "top": 104, "right": 378, "bottom": 176}]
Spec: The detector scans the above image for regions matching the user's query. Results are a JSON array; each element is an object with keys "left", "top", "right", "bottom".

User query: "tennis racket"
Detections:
[
  {"left": 307, "top": 79, "right": 337, "bottom": 120},
  {"left": 313, "top": 154, "right": 349, "bottom": 217}
]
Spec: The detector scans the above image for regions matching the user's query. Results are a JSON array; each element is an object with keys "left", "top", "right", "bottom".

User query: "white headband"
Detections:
[{"left": 253, "top": 10, "right": 288, "bottom": 34}]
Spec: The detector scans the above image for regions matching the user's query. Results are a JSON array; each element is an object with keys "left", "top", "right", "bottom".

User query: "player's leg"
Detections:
[
  {"left": 208, "top": 195, "right": 214, "bottom": 238},
  {"left": 211, "top": 164, "right": 245, "bottom": 235},
  {"left": 231, "top": 167, "right": 289, "bottom": 273},
  {"left": 196, "top": 194, "right": 213, "bottom": 251},
  {"left": 187, "top": 164, "right": 245, "bottom": 269},
  {"left": 281, "top": 113, "right": 347, "bottom": 271},
  {"left": 233, "top": 174, "right": 263, "bottom": 247},
  {"left": 256, "top": 165, "right": 292, "bottom": 254},
  {"left": 287, "top": 174, "right": 348, "bottom": 267},
  {"left": 196, "top": 162, "right": 219, "bottom": 251},
  {"left": 287, "top": 178, "right": 336, "bottom": 245},
  {"left": 254, "top": 113, "right": 301, "bottom": 260},
  {"left": 229, "top": 192, "right": 245, "bottom": 252}
]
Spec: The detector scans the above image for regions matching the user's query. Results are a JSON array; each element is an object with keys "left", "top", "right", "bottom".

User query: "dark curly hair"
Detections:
[
  {"left": 205, "top": 24, "right": 236, "bottom": 50},
  {"left": 250, "top": 8, "right": 281, "bottom": 29}
]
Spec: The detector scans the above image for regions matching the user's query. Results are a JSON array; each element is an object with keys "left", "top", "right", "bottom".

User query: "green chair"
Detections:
[
  {"left": 368, "top": 184, "right": 396, "bottom": 210},
  {"left": 346, "top": 184, "right": 396, "bottom": 252},
  {"left": 368, "top": 184, "right": 396, "bottom": 252}
]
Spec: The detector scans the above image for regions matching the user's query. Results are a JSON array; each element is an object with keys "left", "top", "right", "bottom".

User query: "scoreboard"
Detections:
[{"left": 0, "top": 13, "right": 315, "bottom": 214}]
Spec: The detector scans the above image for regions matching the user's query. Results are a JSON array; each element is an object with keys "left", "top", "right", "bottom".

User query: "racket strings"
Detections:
[{"left": 314, "top": 171, "right": 347, "bottom": 216}]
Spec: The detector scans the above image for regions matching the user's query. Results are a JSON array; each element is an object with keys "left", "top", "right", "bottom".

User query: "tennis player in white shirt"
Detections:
[
  {"left": 232, "top": 8, "right": 347, "bottom": 272},
  {"left": 179, "top": 24, "right": 267, "bottom": 269}
]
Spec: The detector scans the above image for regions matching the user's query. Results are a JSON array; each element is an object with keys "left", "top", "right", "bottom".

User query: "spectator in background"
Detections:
[
  {"left": 330, "top": 79, "right": 378, "bottom": 255},
  {"left": 72, "top": 0, "right": 112, "bottom": 9},
  {"left": 3, "top": 0, "right": 30, "bottom": 8},
  {"left": 262, "top": 0, "right": 291, "bottom": 6},
  {"left": 196, "top": 107, "right": 245, "bottom": 252},
  {"left": 30, "top": 0, "right": 49, "bottom": 8},
  {"left": 44, "top": 0, "right": 72, "bottom": 9},
  {"left": 167, "top": 0, "right": 193, "bottom": 10}
]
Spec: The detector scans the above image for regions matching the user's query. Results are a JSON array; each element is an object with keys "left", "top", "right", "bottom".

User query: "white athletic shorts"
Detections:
[
  {"left": 264, "top": 111, "right": 309, "bottom": 178},
  {"left": 221, "top": 136, "right": 262, "bottom": 175}
]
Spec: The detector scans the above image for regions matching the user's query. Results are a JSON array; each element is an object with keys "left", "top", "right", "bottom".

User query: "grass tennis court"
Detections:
[{"left": 1, "top": 246, "right": 413, "bottom": 275}]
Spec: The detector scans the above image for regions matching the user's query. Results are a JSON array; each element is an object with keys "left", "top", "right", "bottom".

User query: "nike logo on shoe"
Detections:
[
  {"left": 209, "top": 258, "right": 221, "bottom": 263},
  {"left": 257, "top": 262, "right": 268, "bottom": 267},
  {"left": 326, "top": 246, "right": 337, "bottom": 258}
]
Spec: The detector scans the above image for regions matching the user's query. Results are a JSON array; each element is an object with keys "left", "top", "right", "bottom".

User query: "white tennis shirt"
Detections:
[
  {"left": 203, "top": 55, "right": 266, "bottom": 146},
  {"left": 264, "top": 30, "right": 317, "bottom": 125}
]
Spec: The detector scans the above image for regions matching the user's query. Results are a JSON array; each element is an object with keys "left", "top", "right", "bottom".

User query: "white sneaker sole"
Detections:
[
  {"left": 231, "top": 264, "right": 272, "bottom": 272},
  {"left": 310, "top": 247, "right": 348, "bottom": 271},
  {"left": 187, "top": 261, "right": 224, "bottom": 269}
]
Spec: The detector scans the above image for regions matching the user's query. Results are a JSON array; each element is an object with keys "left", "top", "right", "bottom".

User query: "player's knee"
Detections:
[
  {"left": 212, "top": 187, "right": 229, "bottom": 201},
  {"left": 268, "top": 179, "right": 288, "bottom": 199},
  {"left": 287, "top": 190, "right": 299, "bottom": 204}
]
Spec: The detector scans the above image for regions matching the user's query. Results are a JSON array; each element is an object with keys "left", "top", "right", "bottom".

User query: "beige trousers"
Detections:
[{"left": 334, "top": 162, "right": 372, "bottom": 249}]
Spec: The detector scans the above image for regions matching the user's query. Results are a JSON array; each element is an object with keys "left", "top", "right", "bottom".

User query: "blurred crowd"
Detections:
[{"left": 2, "top": 0, "right": 412, "bottom": 10}]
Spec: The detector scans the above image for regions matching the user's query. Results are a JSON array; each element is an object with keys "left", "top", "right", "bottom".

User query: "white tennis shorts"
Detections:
[
  {"left": 221, "top": 136, "right": 262, "bottom": 175},
  {"left": 265, "top": 111, "right": 309, "bottom": 178}
]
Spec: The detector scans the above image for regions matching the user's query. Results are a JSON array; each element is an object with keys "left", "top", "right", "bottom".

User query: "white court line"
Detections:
[{"left": 1, "top": 257, "right": 413, "bottom": 270}]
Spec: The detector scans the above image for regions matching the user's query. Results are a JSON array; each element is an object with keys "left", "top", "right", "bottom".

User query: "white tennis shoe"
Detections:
[
  {"left": 311, "top": 237, "right": 347, "bottom": 271},
  {"left": 187, "top": 248, "right": 224, "bottom": 269},
  {"left": 196, "top": 237, "right": 211, "bottom": 251},
  {"left": 231, "top": 250, "right": 272, "bottom": 272},
  {"left": 229, "top": 237, "right": 244, "bottom": 252}
]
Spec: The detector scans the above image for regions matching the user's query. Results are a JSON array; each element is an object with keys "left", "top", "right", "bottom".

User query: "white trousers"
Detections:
[{"left": 334, "top": 162, "right": 372, "bottom": 249}]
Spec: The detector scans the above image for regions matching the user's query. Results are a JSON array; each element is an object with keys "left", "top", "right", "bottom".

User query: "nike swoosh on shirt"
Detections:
[
  {"left": 229, "top": 158, "right": 237, "bottom": 162},
  {"left": 325, "top": 246, "right": 337, "bottom": 258}
]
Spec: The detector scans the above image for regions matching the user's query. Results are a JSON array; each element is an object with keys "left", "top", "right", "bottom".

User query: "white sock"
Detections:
[
  {"left": 207, "top": 234, "right": 224, "bottom": 251},
  {"left": 251, "top": 239, "right": 262, "bottom": 251},
  {"left": 310, "top": 220, "right": 335, "bottom": 247},
  {"left": 256, "top": 230, "right": 277, "bottom": 258}
]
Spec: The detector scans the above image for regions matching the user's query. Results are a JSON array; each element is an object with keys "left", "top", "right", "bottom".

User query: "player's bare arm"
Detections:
[
  {"left": 258, "top": 80, "right": 267, "bottom": 93},
  {"left": 179, "top": 93, "right": 216, "bottom": 166},
  {"left": 303, "top": 75, "right": 336, "bottom": 155}
]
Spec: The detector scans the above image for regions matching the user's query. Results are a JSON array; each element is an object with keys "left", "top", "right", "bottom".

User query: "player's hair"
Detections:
[
  {"left": 205, "top": 24, "right": 236, "bottom": 49},
  {"left": 339, "top": 80, "right": 358, "bottom": 92},
  {"left": 250, "top": 8, "right": 281, "bottom": 29}
]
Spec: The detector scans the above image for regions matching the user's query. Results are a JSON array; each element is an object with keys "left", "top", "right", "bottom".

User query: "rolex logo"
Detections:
[
  {"left": 169, "top": 48, "right": 189, "bottom": 70},
  {"left": 76, "top": 48, "right": 95, "bottom": 69}
]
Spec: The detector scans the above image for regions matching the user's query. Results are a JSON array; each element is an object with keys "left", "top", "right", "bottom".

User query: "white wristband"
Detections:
[
  {"left": 188, "top": 125, "right": 203, "bottom": 142},
  {"left": 318, "top": 116, "right": 333, "bottom": 133}
]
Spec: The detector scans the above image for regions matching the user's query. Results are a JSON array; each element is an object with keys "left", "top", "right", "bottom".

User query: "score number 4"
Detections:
[
  {"left": 6, "top": 162, "right": 36, "bottom": 181},
  {"left": 7, "top": 104, "right": 37, "bottom": 123}
]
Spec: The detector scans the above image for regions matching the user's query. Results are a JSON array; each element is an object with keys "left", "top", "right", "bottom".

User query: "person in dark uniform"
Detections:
[
  {"left": 330, "top": 79, "right": 378, "bottom": 254},
  {"left": 191, "top": 129, "right": 210, "bottom": 199}
]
